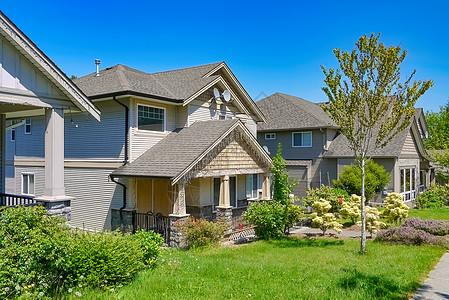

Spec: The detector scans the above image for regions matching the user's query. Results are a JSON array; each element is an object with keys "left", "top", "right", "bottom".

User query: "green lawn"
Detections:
[
  {"left": 408, "top": 207, "right": 449, "bottom": 220},
  {"left": 71, "top": 238, "right": 445, "bottom": 300}
]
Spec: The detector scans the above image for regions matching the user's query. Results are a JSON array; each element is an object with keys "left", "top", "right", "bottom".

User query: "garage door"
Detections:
[{"left": 287, "top": 166, "right": 308, "bottom": 198}]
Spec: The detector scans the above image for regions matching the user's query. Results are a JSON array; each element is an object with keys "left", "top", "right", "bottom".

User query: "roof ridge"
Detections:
[
  {"left": 150, "top": 62, "right": 223, "bottom": 76},
  {"left": 115, "top": 64, "right": 132, "bottom": 91},
  {"left": 148, "top": 74, "right": 177, "bottom": 98},
  {"left": 277, "top": 93, "right": 331, "bottom": 126}
]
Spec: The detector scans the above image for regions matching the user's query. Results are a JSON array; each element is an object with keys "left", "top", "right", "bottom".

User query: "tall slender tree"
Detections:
[{"left": 321, "top": 33, "right": 433, "bottom": 252}]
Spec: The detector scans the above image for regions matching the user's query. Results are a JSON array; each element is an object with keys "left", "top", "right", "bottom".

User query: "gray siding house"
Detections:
[
  {"left": 6, "top": 60, "right": 272, "bottom": 235},
  {"left": 0, "top": 11, "right": 100, "bottom": 214},
  {"left": 257, "top": 92, "right": 432, "bottom": 203}
]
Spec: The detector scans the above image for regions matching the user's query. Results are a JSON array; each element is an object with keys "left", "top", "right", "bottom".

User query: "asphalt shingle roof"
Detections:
[
  {"left": 112, "top": 119, "right": 239, "bottom": 179},
  {"left": 256, "top": 93, "right": 337, "bottom": 131},
  {"left": 73, "top": 62, "right": 222, "bottom": 101}
]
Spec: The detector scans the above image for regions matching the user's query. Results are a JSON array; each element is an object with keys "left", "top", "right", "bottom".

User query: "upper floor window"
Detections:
[
  {"left": 137, "top": 104, "right": 165, "bottom": 132},
  {"left": 265, "top": 133, "right": 276, "bottom": 140},
  {"left": 10, "top": 128, "right": 16, "bottom": 141},
  {"left": 292, "top": 131, "right": 312, "bottom": 147},
  {"left": 22, "top": 173, "right": 35, "bottom": 195},
  {"left": 24, "top": 119, "right": 31, "bottom": 134}
]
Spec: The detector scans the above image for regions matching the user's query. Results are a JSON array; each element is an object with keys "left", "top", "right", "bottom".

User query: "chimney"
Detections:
[{"left": 95, "top": 59, "right": 101, "bottom": 77}]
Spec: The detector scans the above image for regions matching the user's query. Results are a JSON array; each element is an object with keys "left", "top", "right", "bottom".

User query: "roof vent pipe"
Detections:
[{"left": 95, "top": 59, "right": 101, "bottom": 76}]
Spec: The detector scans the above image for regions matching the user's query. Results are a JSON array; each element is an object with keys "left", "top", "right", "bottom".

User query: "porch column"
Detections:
[
  {"left": 219, "top": 175, "right": 230, "bottom": 207},
  {"left": 0, "top": 114, "right": 4, "bottom": 193},
  {"left": 170, "top": 179, "right": 189, "bottom": 248},
  {"left": 34, "top": 108, "right": 72, "bottom": 219},
  {"left": 216, "top": 175, "right": 232, "bottom": 234},
  {"left": 262, "top": 174, "right": 271, "bottom": 200},
  {"left": 173, "top": 180, "right": 187, "bottom": 216}
]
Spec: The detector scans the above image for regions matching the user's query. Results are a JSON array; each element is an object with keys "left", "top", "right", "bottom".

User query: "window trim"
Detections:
[
  {"left": 292, "top": 131, "right": 312, "bottom": 148},
  {"left": 24, "top": 119, "right": 31, "bottom": 135},
  {"left": 21, "top": 173, "right": 35, "bottom": 196},
  {"left": 136, "top": 103, "right": 166, "bottom": 133},
  {"left": 246, "top": 174, "right": 259, "bottom": 200},
  {"left": 265, "top": 133, "right": 276, "bottom": 140}
]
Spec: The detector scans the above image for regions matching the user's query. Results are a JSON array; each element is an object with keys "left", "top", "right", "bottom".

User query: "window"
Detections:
[
  {"left": 24, "top": 119, "right": 31, "bottom": 134},
  {"left": 292, "top": 132, "right": 312, "bottom": 147},
  {"left": 246, "top": 174, "right": 258, "bottom": 200},
  {"left": 10, "top": 128, "right": 16, "bottom": 141},
  {"left": 137, "top": 104, "right": 165, "bottom": 132},
  {"left": 400, "top": 167, "right": 416, "bottom": 201},
  {"left": 230, "top": 176, "right": 237, "bottom": 207},
  {"left": 213, "top": 178, "right": 221, "bottom": 208},
  {"left": 265, "top": 133, "right": 276, "bottom": 140},
  {"left": 22, "top": 173, "right": 35, "bottom": 195}
]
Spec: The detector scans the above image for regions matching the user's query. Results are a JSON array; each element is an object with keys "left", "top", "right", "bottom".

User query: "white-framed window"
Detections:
[
  {"left": 10, "top": 128, "right": 16, "bottom": 141},
  {"left": 292, "top": 131, "right": 312, "bottom": 147},
  {"left": 246, "top": 174, "right": 258, "bottom": 200},
  {"left": 265, "top": 133, "right": 276, "bottom": 140},
  {"left": 24, "top": 119, "right": 31, "bottom": 134},
  {"left": 21, "top": 173, "right": 35, "bottom": 195},
  {"left": 137, "top": 104, "right": 165, "bottom": 132}
]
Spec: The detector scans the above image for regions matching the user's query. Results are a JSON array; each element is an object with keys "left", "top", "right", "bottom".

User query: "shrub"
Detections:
[
  {"left": 302, "top": 185, "right": 349, "bottom": 213},
  {"left": 340, "top": 194, "right": 361, "bottom": 223},
  {"left": 333, "top": 160, "right": 391, "bottom": 200},
  {"left": 381, "top": 193, "right": 409, "bottom": 224},
  {"left": 416, "top": 183, "right": 449, "bottom": 208},
  {"left": 402, "top": 218, "right": 449, "bottom": 236},
  {"left": 131, "top": 230, "right": 164, "bottom": 268},
  {"left": 174, "top": 217, "right": 227, "bottom": 248},
  {"left": 376, "top": 226, "right": 448, "bottom": 247},
  {"left": 310, "top": 199, "right": 342, "bottom": 235},
  {"left": 357, "top": 206, "right": 385, "bottom": 236}
]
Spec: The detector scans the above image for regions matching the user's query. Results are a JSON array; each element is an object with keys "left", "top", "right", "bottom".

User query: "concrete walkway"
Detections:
[{"left": 413, "top": 252, "right": 449, "bottom": 300}]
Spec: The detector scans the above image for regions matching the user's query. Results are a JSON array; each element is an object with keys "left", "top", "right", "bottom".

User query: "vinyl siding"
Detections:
[
  {"left": 200, "top": 177, "right": 212, "bottom": 206},
  {"left": 242, "top": 119, "right": 257, "bottom": 137},
  {"left": 14, "top": 166, "right": 45, "bottom": 196},
  {"left": 66, "top": 167, "right": 122, "bottom": 231},
  {"left": 0, "top": 115, "right": 3, "bottom": 192},
  {"left": 12, "top": 116, "right": 45, "bottom": 160},
  {"left": 176, "top": 105, "right": 188, "bottom": 128},
  {"left": 400, "top": 131, "right": 419, "bottom": 158},
  {"left": 4, "top": 166, "right": 14, "bottom": 193},
  {"left": 188, "top": 104, "right": 216, "bottom": 125}
]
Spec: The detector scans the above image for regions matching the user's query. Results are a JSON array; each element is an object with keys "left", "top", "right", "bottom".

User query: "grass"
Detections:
[
  {"left": 70, "top": 238, "right": 445, "bottom": 300},
  {"left": 408, "top": 206, "right": 449, "bottom": 220}
]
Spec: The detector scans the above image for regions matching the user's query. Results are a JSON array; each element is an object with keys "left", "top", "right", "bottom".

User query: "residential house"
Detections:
[
  {"left": 256, "top": 92, "right": 432, "bottom": 203},
  {"left": 0, "top": 11, "right": 100, "bottom": 214},
  {"left": 6, "top": 60, "right": 272, "bottom": 243}
]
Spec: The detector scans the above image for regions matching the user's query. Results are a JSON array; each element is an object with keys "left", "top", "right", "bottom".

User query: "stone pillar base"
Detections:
[
  {"left": 111, "top": 208, "right": 135, "bottom": 232},
  {"left": 169, "top": 214, "right": 189, "bottom": 248},
  {"left": 34, "top": 195, "right": 73, "bottom": 220},
  {"left": 216, "top": 206, "right": 233, "bottom": 235}
]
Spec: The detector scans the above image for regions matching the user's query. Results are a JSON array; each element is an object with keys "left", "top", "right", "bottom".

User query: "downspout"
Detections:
[{"left": 111, "top": 96, "right": 129, "bottom": 210}]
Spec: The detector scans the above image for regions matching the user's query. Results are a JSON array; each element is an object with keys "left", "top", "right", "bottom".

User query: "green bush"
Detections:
[
  {"left": 244, "top": 201, "right": 302, "bottom": 239},
  {"left": 132, "top": 230, "right": 164, "bottom": 268},
  {"left": 302, "top": 185, "right": 349, "bottom": 213},
  {"left": 174, "top": 217, "right": 227, "bottom": 248},
  {"left": 416, "top": 184, "right": 449, "bottom": 208},
  {"left": 381, "top": 193, "right": 409, "bottom": 224},
  {"left": 333, "top": 160, "right": 391, "bottom": 201}
]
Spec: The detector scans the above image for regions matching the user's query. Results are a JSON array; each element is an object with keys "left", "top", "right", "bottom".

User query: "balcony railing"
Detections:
[{"left": 0, "top": 193, "right": 37, "bottom": 207}]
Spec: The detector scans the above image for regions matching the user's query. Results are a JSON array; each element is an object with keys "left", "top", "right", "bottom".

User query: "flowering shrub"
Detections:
[
  {"left": 402, "top": 218, "right": 449, "bottom": 236},
  {"left": 302, "top": 185, "right": 349, "bottom": 213},
  {"left": 310, "top": 199, "right": 342, "bottom": 234},
  {"left": 174, "top": 217, "right": 227, "bottom": 248},
  {"left": 416, "top": 183, "right": 449, "bottom": 208},
  {"left": 376, "top": 226, "right": 447, "bottom": 247},
  {"left": 357, "top": 206, "right": 385, "bottom": 236},
  {"left": 381, "top": 193, "right": 409, "bottom": 224},
  {"left": 340, "top": 194, "right": 361, "bottom": 223}
]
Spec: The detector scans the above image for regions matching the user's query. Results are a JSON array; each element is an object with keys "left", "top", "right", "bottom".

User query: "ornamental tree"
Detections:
[
  {"left": 340, "top": 194, "right": 361, "bottom": 224},
  {"left": 382, "top": 193, "right": 409, "bottom": 224},
  {"left": 311, "top": 199, "right": 343, "bottom": 235},
  {"left": 321, "top": 33, "right": 433, "bottom": 252}
]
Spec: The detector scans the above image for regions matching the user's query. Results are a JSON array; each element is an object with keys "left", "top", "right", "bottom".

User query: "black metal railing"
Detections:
[
  {"left": 133, "top": 211, "right": 170, "bottom": 244},
  {"left": 0, "top": 193, "right": 36, "bottom": 207}
]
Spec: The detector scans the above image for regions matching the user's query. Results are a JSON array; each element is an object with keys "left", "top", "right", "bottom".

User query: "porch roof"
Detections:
[{"left": 111, "top": 119, "right": 271, "bottom": 184}]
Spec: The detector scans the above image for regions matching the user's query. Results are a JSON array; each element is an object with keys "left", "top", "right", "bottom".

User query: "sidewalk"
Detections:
[{"left": 413, "top": 252, "right": 449, "bottom": 300}]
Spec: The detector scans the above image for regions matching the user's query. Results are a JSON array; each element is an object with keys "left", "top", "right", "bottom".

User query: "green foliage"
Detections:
[
  {"left": 131, "top": 230, "right": 164, "bottom": 268},
  {"left": 302, "top": 185, "right": 349, "bottom": 213},
  {"left": 310, "top": 199, "right": 343, "bottom": 234},
  {"left": 340, "top": 194, "right": 362, "bottom": 223},
  {"left": 381, "top": 193, "right": 409, "bottom": 224},
  {"left": 333, "top": 160, "right": 391, "bottom": 200},
  {"left": 244, "top": 201, "right": 302, "bottom": 239},
  {"left": 424, "top": 101, "right": 449, "bottom": 150},
  {"left": 174, "top": 217, "right": 227, "bottom": 248},
  {"left": 416, "top": 183, "right": 449, "bottom": 208},
  {"left": 271, "top": 144, "right": 297, "bottom": 204}
]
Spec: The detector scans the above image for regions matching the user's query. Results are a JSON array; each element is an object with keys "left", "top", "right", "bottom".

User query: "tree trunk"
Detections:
[{"left": 360, "top": 158, "right": 367, "bottom": 253}]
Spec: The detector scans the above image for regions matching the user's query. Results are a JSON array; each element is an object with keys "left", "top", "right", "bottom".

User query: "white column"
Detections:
[
  {"left": 262, "top": 174, "right": 270, "bottom": 200},
  {"left": 219, "top": 175, "right": 230, "bottom": 207},
  {"left": 173, "top": 180, "right": 187, "bottom": 216},
  {"left": 43, "top": 108, "right": 66, "bottom": 198}
]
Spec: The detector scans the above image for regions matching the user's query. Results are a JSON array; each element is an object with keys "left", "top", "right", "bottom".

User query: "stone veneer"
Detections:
[
  {"left": 111, "top": 208, "right": 134, "bottom": 232},
  {"left": 35, "top": 199, "right": 71, "bottom": 220}
]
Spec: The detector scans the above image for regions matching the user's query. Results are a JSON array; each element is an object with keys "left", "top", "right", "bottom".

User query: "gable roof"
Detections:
[
  {"left": 0, "top": 11, "right": 100, "bottom": 121},
  {"left": 256, "top": 93, "right": 337, "bottom": 131},
  {"left": 111, "top": 119, "right": 271, "bottom": 184}
]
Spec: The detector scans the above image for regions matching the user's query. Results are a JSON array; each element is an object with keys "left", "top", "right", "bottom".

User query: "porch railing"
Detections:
[
  {"left": 0, "top": 193, "right": 36, "bottom": 207},
  {"left": 132, "top": 211, "right": 170, "bottom": 244},
  {"left": 401, "top": 190, "right": 417, "bottom": 202}
]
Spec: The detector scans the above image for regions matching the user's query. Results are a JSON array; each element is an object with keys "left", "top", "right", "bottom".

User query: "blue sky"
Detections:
[{"left": 2, "top": 0, "right": 448, "bottom": 112}]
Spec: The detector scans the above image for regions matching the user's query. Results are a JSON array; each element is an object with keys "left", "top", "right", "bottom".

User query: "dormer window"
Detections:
[{"left": 137, "top": 104, "right": 165, "bottom": 132}]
